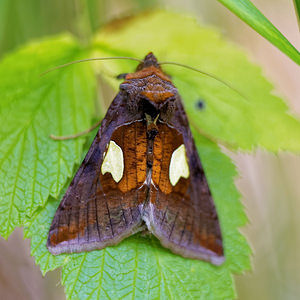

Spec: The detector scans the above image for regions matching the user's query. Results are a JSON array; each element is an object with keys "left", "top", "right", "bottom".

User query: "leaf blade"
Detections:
[
  {"left": 0, "top": 34, "right": 96, "bottom": 238},
  {"left": 9, "top": 10, "right": 289, "bottom": 299},
  {"left": 93, "top": 11, "right": 300, "bottom": 152},
  {"left": 294, "top": 0, "right": 300, "bottom": 28},
  {"left": 25, "top": 133, "right": 249, "bottom": 300},
  {"left": 217, "top": 0, "right": 300, "bottom": 65}
]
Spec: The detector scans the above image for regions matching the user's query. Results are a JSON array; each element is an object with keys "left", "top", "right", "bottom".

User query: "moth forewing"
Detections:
[{"left": 47, "top": 52, "right": 224, "bottom": 265}]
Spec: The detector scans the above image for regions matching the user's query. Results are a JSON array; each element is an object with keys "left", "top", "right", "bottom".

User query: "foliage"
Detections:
[{"left": 1, "top": 10, "right": 299, "bottom": 300}]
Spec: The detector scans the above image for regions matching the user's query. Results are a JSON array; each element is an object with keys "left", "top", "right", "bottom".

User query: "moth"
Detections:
[{"left": 47, "top": 53, "right": 224, "bottom": 265}]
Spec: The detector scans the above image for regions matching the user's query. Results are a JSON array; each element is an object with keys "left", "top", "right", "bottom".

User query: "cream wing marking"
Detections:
[
  {"left": 101, "top": 140, "right": 124, "bottom": 182},
  {"left": 169, "top": 144, "right": 190, "bottom": 186}
]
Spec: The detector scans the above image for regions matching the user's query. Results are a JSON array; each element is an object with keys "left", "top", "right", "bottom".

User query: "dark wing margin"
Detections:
[
  {"left": 47, "top": 93, "right": 147, "bottom": 255},
  {"left": 144, "top": 97, "right": 224, "bottom": 265}
]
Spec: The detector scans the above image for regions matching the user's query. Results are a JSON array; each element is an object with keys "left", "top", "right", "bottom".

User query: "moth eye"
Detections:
[
  {"left": 116, "top": 73, "right": 128, "bottom": 80},
  {"left": 169, "top": 144, "right": 190, "bottom": 186},
  {"left": 101, "top": 140, "right": 124, "bottom": 183}
]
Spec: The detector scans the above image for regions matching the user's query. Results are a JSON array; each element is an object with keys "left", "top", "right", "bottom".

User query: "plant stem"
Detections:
[{"left": 73, "top": 0, "right": 93, "bottom": 46}]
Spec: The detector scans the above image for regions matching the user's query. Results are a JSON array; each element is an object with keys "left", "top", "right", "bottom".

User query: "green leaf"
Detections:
[
  {"left": 93, "top": 11, "right": 300, "bottom": 152},
  {"left": 0, "top": 34, "right": 96, "bottom": 238},
  {"left": 8, "top": 9, "right": 300, "bottom": 299},
  {"left": 216, "top": 0, "right": 300, "bottom": 65},
  {"left": 23, "top": 12, "right": 254, "bottom": 299},
  {"left": 24, "top": 197, "right": 68, "bottom": 274},
  {"left": 294, "top": 0, "right": 300, "bottom": 27},
  {"left": 25, "top": 134, "right": 250, "bottom": 300}
]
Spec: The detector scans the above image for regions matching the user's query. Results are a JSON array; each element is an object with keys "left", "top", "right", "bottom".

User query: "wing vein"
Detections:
[
  {"left": 168, "top": 211, "right": 178, "bottom": 239},
  {"left": 121, "top": 127, "right": 127, "bottom": 226},
  {"left": 95, "top": 176, "right": 101, "bottom": 241},
  {"left": 179, "top": 213, "right": 188, "bottom": 246}
]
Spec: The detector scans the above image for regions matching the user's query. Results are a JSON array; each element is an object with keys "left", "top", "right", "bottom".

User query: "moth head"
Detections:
[
  {"left": 120, "top": 52, "right": 178, "bottom": 116},
  {"left": 135, "top": 52, "right": 160, "bottom": 70}
]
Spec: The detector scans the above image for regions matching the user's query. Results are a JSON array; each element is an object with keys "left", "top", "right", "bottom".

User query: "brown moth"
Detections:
[{"left": 47, "top": 53, "right": 224, "bottom": 265}]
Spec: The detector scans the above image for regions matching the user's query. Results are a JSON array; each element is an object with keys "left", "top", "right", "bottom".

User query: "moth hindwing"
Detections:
[{"left": 47, "top": 52, "right": 224, "bottom": 265}]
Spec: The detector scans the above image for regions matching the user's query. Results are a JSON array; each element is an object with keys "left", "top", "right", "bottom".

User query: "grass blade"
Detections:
[
  {"left": 294, "top": 0, "right": 300, "bottom": 29},
  {"left": 217, "top": 0, "right": 300, "bottom": 65}
]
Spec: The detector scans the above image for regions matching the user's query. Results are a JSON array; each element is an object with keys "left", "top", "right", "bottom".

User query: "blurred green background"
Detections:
[{"left": 0, "top": 0, "right": 299, "bottom": 299}]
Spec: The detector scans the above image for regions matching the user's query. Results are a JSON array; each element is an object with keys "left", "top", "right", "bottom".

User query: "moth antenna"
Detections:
[
  {"left": 50, "top": 119, "right": 102, "bottom": 141},
  {"left": 40, "top": 57, "right": 143, "bottom": 76},
  {"left": 159, "top": 61, "right": 248, "bottom": 101}
]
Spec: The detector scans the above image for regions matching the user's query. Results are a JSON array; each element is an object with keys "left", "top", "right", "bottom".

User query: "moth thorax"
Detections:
[
  {"left": 139, "top": 97, "right": 160, "bottom": 118},
  {"left": 140, "top": 76, "right": 176, "bottom": 104}
]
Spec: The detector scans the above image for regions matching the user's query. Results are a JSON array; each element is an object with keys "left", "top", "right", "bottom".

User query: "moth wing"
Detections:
[
  {"left": 145, "top": 99, "right": 224, "bottom": 265},
  {"left": 47, "top": 93, "right": 147, "bottom": 255}
]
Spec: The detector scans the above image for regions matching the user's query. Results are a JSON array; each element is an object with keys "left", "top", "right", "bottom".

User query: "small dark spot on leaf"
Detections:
[{"left": 195, "top": 99, "right": 205, "bottom": 110}]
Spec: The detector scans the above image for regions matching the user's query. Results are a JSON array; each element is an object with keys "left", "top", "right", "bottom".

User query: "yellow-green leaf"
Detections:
[{"left": 93, "top": 11, "right": 300, "bottom": 151}]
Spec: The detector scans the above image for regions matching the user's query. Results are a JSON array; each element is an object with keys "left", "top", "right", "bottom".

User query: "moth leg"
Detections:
[{"left": 49, "top": 119, "right": 102, "bottom": 141}]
